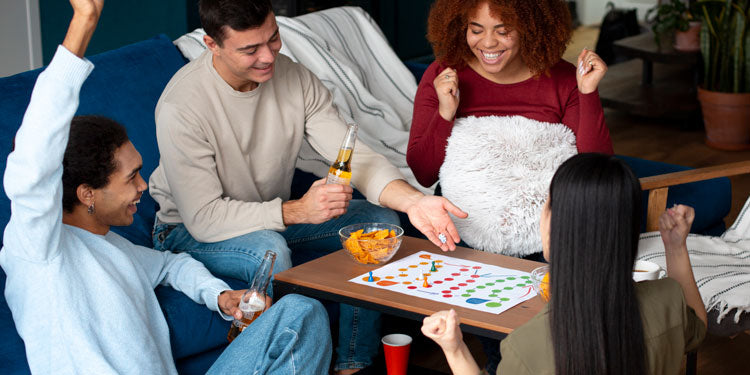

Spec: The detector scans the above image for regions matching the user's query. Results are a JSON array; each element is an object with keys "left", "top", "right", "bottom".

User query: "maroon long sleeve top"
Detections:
[{"left": 407, "top": 60, "right": 614, "bottom": 188}]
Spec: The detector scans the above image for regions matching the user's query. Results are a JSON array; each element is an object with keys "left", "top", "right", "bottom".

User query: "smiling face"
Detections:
[
  {"left": 90, "top": 141, "right": 147, "bottom": 230},
  {"left": 205, "top": 11, "right": 281, "bottom": 92},
  {"left": 466, "top": 2, "right": 526, "bottom": 82}
]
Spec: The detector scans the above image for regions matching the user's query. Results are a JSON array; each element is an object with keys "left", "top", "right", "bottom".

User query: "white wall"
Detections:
[
  {"left": 577, "top": 0, "right": 659, "bottom": 26},
  {"left": 0, "top": 0, "right": 43, "bottom": 78}
]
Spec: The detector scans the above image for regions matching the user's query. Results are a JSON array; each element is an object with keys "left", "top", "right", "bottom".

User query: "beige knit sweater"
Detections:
[{"left": 149, "top": 51, "right": 403, "bottom": 242}]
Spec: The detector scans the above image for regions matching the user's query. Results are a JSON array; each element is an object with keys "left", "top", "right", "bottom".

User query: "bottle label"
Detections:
[{"left": 327, "top": 170, "right": 351, "bottom": 186}]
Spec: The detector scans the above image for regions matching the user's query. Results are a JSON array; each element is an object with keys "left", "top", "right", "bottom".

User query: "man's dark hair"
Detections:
[
  {"left": 62, "top": 115, "right": 129, "bottom": 212},
  {"left": 199, "top": 0, "right": 273, "bottom": 46}
]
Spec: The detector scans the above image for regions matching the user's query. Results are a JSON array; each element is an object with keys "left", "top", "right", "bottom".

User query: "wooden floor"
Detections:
[
  {"left": 406, "top": 26, "right": 750, "bottom": 375},
  {"left": 607, "top": 109, "right": 750, "bottom": 228}
]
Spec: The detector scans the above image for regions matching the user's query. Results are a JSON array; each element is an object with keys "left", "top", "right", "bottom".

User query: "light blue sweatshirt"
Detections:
[{"left": 0, "top": 46, "right": 231, "bottom": 374}]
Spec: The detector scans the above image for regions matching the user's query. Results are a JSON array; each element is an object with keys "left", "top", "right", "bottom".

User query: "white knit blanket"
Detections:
[
  {"left": 173, "top": 7, "right": 428, "bottom": 193},
  {"left": 637, "top": 197, "right": 750, "bottom": 323},
  {"left": 439, "top": 115, "right": 577, "bottom": 257}
]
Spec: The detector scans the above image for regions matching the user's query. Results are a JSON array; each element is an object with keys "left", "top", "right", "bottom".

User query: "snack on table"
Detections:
[
  {"left": 340, "top": 223, "right": 404, "bottom": 265},
  {"left": 539, "top": 272, "right": 550, "bottom": 301},
  {"left": 531, "top": 265, "right": 550, "bottom": 302},
  {"left": 345, "top": 229, "right": 398, "bottom": 264}
]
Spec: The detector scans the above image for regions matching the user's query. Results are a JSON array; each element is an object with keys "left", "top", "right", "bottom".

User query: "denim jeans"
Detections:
[
  {"left": 207, "top": 294, "right": 332, "bottom": 375},
  {"left": 154, "top": 199, "right": 400, "bottom": 371}
]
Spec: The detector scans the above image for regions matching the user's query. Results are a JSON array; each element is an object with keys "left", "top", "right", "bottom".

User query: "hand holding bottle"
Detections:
[
  {"left": 218, "top": 290, "right": 273, "bottom": 320},
  {"left": 227, "top": 250, "right": 276, "bottom": 342}
]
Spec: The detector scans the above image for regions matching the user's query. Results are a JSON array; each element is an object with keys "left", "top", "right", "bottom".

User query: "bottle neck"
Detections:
[
  {"left": 249, "top": 251, "right": 276, "bottom": 292},
  {"left": 338, "top": 123, "right": 357, "bottom": 153}
]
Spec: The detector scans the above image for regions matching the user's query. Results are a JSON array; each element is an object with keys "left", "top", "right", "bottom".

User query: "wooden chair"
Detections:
[
  {"left": 641, "top": 160, "right": 750, "bottom": 232},
  {"left": 638, "top": 159, "right": 750, "bottom": 375}
]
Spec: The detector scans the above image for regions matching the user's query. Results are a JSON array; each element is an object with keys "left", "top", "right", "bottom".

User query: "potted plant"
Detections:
[
  {"left": 695, "top": 0, "right": 750, "bottom": 150},
  {"left": 646, "top": 0, "right": 702, "bottom": 51}
]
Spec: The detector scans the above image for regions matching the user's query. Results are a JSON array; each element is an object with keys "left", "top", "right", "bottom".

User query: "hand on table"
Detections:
[
  {"left": 576, "top": 48, "right": 607, "bottom": 94},
  {"left": 406, "top": 195, "right": 467, "bottom": 251},
  {"left": 434, "top": 67, "right": 460, "bottom": 121}
]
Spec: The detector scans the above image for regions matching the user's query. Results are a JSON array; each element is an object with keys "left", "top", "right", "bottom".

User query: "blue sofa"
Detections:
[
  {"left": 0, "top": 35, "right": 247, "bottom": 375},
  {"left": 0, "top": 35, "right": 731, "bottom": 374}
]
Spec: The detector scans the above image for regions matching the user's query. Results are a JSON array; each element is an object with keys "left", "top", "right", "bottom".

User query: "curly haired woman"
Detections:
[{"left": 407, "top": 0, "right": 614, "bottom": 188}]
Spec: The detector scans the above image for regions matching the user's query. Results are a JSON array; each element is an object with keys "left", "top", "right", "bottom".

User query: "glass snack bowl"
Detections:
[
  {"left": 530, "top": 265, "right": 550, "bottom": 302},
  {"left": 339, "top": 222, "right": 404, "bottom": 265}
]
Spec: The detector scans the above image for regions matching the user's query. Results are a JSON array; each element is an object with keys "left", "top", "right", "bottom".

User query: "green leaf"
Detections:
[{"left": 696, "top": 0, "right": 750, "bottom": 92}]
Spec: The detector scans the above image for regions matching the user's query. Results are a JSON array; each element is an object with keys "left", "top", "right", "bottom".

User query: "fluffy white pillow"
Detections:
[{"left": 439, "top": 115, "right": 577, "bottom": 257}]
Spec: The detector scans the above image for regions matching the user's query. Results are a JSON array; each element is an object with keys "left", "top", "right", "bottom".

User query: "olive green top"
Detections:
[{"left": 498, "top": 278, "right": 706, "bottom": 375}]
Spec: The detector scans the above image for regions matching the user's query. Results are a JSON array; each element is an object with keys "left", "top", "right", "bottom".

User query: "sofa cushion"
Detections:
[
  {"left": 0, "top": 34, "right": 187, "bottom": 248},
  {"left": 157, "top": 277, "right": 246, "bottom": 360},
  {"left": 617, "top": 155, "right": 730, "bottom": 235}
]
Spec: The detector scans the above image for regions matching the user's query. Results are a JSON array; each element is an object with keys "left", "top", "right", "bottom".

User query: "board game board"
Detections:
[{"left": 349, "top": 251, "right": 538, "bottom": 314}]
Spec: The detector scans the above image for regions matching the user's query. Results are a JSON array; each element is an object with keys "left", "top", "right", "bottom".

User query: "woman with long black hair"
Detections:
[{"left": 422, "top": 153, "right": 707, "bottom": 374}]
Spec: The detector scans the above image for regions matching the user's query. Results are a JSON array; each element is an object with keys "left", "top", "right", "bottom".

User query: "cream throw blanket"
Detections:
[
  {"left": 439, "top": 115, "right": 577, "bottom": 257},
  {"left": 638, "top": 197, "right": 750, "bottom": 324}
]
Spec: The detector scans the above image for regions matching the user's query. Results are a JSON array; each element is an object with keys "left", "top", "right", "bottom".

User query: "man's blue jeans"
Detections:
[
  {"left": 207, "top": 294, "right": 331, "bottom": 374},
  {"left": 154, "top": 200, "right": 400, "bottom": 371}
]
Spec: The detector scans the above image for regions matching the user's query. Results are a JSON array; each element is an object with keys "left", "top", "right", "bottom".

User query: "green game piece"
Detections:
[
  {"left": 485, "top": 302, "right": 502, "bottom": 307},
  {"left": 476, "top": 285, "right": 486, "bottom": 289},
  {"left": 492, "top": 289, "right": 501, "bottom": 293},
  {"left": 466, "top": 289, "right": 476, "bottom": 293},
  {"left": 430, "top": 261, "right": 437, "bottom": 272},
  {"left": 507, "top": 277, "right": 516, "bottom": 280},
  {"left": 500, "top": 298, "right": 510, "bottom": 301},
  {"left": 461, "top": 294, "right": 471, "bottom": 297},
  {"left": 504, "top": 287, "right": 513, "bottom": 290},
  {"left": 488, "top": 294, "right": 498, "bottom": 297}
]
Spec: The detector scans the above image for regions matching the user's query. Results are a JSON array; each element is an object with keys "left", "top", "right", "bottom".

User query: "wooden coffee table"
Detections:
[{"left": 273, "top": 236, "right": 546, "bottom": 339}]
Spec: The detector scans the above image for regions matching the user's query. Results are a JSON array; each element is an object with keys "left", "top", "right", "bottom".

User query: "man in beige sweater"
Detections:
[{"left": 148, "top": 1, "right": 467, "bottom": 373}]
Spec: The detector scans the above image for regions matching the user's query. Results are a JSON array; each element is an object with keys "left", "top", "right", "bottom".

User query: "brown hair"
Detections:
[
  {"left": 199, "top": 0, "right": 273, "bottom": 47},
  {"left": 426, "top": 0, "right": 572, "bottom": 75}
]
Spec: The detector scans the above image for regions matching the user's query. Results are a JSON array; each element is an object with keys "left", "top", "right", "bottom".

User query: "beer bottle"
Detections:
[
  {"left": 326, "top": 123, "right": 358, "bottom": 186},
  {"left": 227, "top": 250, "right": 276, "bottom": 342}
]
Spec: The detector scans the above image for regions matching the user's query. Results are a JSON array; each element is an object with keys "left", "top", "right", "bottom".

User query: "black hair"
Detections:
[
  {"left": 547, "top": 153, "right": 646, "bottom": 375},
  {"left": 199, "top": 0, "right": 273, "bottom": 46},
  {"left": 62, "top": 115, "right": 129, "bottom": 212}
]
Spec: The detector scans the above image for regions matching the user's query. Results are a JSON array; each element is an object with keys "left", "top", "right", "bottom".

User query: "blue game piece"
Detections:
[
  {"left": 368, "top": 271, "right": 374, "bottom": 282},
  {"left": 430, "top": 261, "right": 437, "bottom": 272}
]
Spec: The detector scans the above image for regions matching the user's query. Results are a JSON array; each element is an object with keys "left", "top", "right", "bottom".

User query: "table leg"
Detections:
[{"left": 642, "top": 59, "right": 653, "bottom": 86}]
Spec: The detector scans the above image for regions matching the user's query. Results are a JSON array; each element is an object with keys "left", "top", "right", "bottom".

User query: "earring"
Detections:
[{"left": 87, "top": 203, "right": 95, "bottom": 215}]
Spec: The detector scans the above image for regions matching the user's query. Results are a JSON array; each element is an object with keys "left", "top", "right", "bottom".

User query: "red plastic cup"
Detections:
[{"left": 382, "top": 333, "right": 412, "bottom": 375}]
